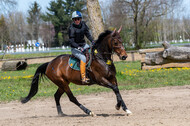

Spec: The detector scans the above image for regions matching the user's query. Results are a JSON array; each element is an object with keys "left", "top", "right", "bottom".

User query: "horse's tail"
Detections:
[{"left": 21, "top": 62, "right": 49, "bottom": 104}]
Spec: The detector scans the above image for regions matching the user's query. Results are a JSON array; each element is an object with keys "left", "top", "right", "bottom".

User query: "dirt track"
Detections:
[{"left": 0, "top": 85, "right": 190, "bottom": 126}]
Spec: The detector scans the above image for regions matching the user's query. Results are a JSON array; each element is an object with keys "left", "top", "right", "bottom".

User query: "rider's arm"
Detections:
[
  {"left": 69, "top": 27, "right": 79, "bottom": 48},
  {"left": 84, "top": 23, "right": 94, "bottom": 43}
]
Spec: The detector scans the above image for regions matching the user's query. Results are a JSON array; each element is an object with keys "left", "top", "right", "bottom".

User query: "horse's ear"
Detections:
[
  {"left": 111, "top": 28, "right": 116, "bottom": 36},
  {"left": 118, "top": 25, "right": 122, "bottom": 34}
]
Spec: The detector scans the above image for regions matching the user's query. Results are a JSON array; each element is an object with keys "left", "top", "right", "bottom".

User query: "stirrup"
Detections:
[{"left": 82, "top": 77, "right": 90, "bottom": 83}]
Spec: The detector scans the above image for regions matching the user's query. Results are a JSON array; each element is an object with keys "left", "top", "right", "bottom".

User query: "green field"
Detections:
[
  {"left": 0, "top": 51, "right": 71, "bottom": 60},
  {"left": 1, "top": 61, "right": 190, "bottom": 102}
]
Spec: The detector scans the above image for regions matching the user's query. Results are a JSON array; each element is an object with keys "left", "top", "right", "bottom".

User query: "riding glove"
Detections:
[{"left": 78, "top": 47, "right": 84, "bottom": 52}]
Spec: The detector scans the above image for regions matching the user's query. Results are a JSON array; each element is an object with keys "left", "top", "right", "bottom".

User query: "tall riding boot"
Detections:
[{"left": 80, "top": 60, "right": 90, "bottom": 83}]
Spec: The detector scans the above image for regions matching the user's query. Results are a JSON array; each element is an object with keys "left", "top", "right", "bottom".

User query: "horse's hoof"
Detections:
[
  {"left": 125, "top": 109, "right": 132, "bottom": 116},
  {"left": 115, "top": 105, "right": 120, "bottom": 110},
  {"left": 89, "top": 112, "right": 96, "bottom": 117},
  {"left": 58, "top": 112, "right": 67, "bottom": 117}
]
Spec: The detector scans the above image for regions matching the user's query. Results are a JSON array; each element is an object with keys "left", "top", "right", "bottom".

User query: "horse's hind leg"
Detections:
[
  {"left": 54, "top": 88, "right": 66, "bottom": 116},
  {"left": 63, "top": 85, "right": 95, "bottom": 116}
]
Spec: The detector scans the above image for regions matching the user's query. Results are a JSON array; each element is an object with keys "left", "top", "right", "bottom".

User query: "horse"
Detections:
[{"left": 21, "top": 26, "right": 132, "bottom": 116}]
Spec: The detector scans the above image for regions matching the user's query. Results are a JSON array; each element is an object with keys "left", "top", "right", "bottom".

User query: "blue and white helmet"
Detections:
[{"left": 72, "top": 11, "right": 82, "bottom": 19}]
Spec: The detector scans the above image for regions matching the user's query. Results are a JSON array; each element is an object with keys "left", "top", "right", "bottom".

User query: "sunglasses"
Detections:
[{"left": 73, "top": 18, "right": 81, "bottom": 21}]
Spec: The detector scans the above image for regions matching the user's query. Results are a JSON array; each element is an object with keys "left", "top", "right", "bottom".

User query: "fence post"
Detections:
[
  {"left": 42, "top": 43, "right": 45, "bottom": 51},
  {"left": 131, "top": 52, "right": 135, "bottom": 62}
]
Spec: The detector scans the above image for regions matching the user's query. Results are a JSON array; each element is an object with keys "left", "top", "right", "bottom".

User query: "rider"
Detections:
[{"left": 68, "top": 11, "right": 94, "bottom": 83}]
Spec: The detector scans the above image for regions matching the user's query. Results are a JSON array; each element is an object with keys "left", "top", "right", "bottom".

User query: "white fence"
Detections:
[
  {"left": 149, "top": 39, "right": 190, "bottom": 45},
  {"left": 0, "top": 44, "right": 69, "bottom": 54}
]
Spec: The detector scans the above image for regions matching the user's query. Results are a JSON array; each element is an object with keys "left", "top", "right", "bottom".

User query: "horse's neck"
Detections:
[{"left": 96, "top": 39, "right": 112, "bottom": 60}]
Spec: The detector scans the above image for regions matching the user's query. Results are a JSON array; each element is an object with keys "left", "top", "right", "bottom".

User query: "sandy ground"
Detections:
[{"left": 0, "top": 85, "right": 190, "bottom": 126}]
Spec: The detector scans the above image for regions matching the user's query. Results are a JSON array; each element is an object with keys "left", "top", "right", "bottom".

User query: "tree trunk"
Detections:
[
  {"left": 143, "top": 41, "right": 190, "bottom": 65},
  {"left": 133, "top": 1, "right": 140, "bottom": 49},
  {"left": 87, "top": 0, "right": 104, "bottom": 40}
]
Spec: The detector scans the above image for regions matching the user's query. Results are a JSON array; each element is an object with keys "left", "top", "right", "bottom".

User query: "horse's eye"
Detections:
[{"left": 114, "top": 42, "right": 118, "bottom": 46}]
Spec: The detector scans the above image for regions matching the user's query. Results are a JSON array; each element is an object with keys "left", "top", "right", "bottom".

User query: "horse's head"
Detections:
[{"left": 109, "top": 26, "right": 128, "bottom": 60}]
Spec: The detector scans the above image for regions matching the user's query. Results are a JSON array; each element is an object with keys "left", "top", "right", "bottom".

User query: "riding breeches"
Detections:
[{"left": 71, "top": 44, "right": 90, "bottom": 63}]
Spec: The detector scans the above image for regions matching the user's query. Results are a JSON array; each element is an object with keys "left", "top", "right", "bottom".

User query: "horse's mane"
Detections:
[{"left": 94, "top": 30, "right": 112, "bottom": 48}]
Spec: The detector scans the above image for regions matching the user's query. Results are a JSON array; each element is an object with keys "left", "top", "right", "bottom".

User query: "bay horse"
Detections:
[{"left": 21, "top": 27, "right": 132, "bottom": 116}]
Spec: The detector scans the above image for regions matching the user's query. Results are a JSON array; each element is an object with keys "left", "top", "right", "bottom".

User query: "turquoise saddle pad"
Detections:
[{"left": 69, "top": 48, "right": 91, "bottom": 71}]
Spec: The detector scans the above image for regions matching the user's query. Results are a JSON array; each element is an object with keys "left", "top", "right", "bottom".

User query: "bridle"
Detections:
[
  {"left": 93, "top": 34, "right": 124, "bottom": 64},
  {"left": 102, "top": 36, "right": 123, "bottom": 55}
]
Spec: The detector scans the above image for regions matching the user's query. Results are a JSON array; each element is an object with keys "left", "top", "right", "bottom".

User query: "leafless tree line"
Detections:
[
  {"left": 0, "top": 0, "right": 189, "bottom": 50},
  {"left": 0, "top": 1, "right": 54, "bottom": 50},
  {"left": 0, "top": 12, "right": 54, "bottom": 49},
  {"left": 101, "top": 0, "right": 188, "bottom": 49}
]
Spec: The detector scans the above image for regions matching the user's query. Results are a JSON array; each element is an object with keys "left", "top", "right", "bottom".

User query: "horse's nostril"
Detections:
[{"left": 122, "top": 56, "right": 127, "bottom": 60}]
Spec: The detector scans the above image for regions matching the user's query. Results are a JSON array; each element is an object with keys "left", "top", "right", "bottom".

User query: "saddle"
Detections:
[{"left": 69, "top": 48, "right": 92, "bottom": 71}]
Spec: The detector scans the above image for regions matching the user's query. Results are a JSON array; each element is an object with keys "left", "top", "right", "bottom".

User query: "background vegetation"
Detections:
[{"left": 0, "top": 0, "right": 190, "bottom": 50}]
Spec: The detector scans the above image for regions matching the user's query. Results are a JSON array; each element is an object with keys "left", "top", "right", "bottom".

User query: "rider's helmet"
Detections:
[{"left": 72, "top": 11, "right": 82, "bottom": 19}]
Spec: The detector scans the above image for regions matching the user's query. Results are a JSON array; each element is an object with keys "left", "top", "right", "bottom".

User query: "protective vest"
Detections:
[{"left": 68, "top": 21, "right": 93, "bottom": 48}]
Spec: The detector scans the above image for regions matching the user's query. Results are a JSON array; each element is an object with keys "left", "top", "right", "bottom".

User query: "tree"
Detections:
[
  {"left": 87, "top": 0, "right": 104, "bottom": 39},
  {"left": 105, "top": 1, "right": 133, "bottom": 47},
  {"left": 7, "top": 12, "right": 27, "bottom": 46},
  {"left": 108, "top": 0, "right": 181, "bottom": 49},
  {"left": 39, "top": 22, "right": 55, "bottom": 47},
  {"left": 27, "top": 1, "right": 42, "bottom": 42},
  {"left": 0, "top": 15, "right": 9, "bottom": 49},
  {"left": 182, "top": 17, "right": 190, "bottom": 39},
  {"left": 0, "top": 0, "right": 17, "bottom": 14},
  {"left": 42, "top": 0, "right": 86, "bottom": 47},
  {"left": 58, "top": 32, "right": 64, "bottom": 46}
]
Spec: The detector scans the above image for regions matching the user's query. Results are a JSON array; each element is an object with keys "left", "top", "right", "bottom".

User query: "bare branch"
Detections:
[{"left": 0, "top": 0, "right": 17, "bottom": 14}]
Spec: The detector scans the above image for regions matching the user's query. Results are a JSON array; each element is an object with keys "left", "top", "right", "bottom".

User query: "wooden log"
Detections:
[
  {"left": 140, "top": 41, "right": 190, "bottom": 69},
  {"left": 143, "top": 41, "right": 190, "bottom": 65},
  {"left": 1, "top": 61, "right": 27, "bottom": 71},
  {"left": 162, "top": 41, "right": 190, "bottom": 61},
  {"left": 139, "top": 48, "right": 164, "bottom": 54},
  {"left": 163, "top": 47, "right": 190, "bottom": 61}
]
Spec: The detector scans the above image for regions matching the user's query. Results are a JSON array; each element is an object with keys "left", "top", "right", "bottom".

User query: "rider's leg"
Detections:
[
  {"left": 71, "top": 47, "right": 90, "bottom": 83},
  {"left": 81, "top": 44, "right": 90, "bottom": 83},
  {"left": 80, "top": 60, "right": 90, "bottom": 83}
]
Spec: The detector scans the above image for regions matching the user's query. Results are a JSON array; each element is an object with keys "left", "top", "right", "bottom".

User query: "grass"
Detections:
[
  {"left": 0, "top": 51, "right": 71, "bottom": 60},
  {"left": 1, "top": 61, "right": 190, "bottom": 102},
  {"left": 115, "top": 61, "right": 190, "bottom": 89}
]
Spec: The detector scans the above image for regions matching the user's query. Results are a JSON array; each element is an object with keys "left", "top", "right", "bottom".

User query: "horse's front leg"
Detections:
[
  {"left": 109, "top": 78, "right": 122, "bottom": 110},
  {"left": 101, "top": 77, "right": 132, "bottom": 115}
]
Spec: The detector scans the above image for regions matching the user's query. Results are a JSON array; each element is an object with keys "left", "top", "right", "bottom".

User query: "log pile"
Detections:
[{"left": 139, "top": 42, "right": 190, "bottom": 70}]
